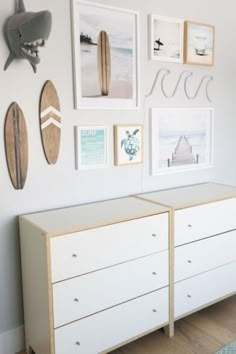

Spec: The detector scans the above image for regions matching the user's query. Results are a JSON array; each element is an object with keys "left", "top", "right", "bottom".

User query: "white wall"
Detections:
[{"left": 0, "top": 0, "right": 236, "bottom": 352}]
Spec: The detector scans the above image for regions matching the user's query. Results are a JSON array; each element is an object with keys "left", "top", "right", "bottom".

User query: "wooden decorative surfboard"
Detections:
[
  {"left": 97, "top": 31, "right": 111, "bottom": 96},
  {"left": 40, "top": 80, "right": 61, "bottom": 164},
  {"left": 4, "top": 102, "right": 28, "bottom": 190}
]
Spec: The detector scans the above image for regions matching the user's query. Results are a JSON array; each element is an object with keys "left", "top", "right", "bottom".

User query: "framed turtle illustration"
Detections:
[{"left": 114, "top": 124, "right": 143, "bottom": 166}]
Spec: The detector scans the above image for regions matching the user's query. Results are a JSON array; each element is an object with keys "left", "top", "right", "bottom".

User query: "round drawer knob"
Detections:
[
  {"left": 187, "top": 224, "right": 192, "bottom": 228},
  {"left": 187, "top": 260, "right": 192, "bottom": 263},
  {"left": 152, "top": 233, "right": 157, "bottom": 237},
  {"left": 153, "top": 309, "right": 157, "bottom": 313},
  {"left": 72, "top": 254, "right": 78, "bottom": 258},
  {"left": 187, "top": 294, "right": 192, "bottom": 298},
  {"left": 152, "top": 272, "right": 157, "bottom": 276},
  {"left": 74, "top": 298, "right": 79, "bottom": 302},
  {"left": 75, "top": 341, "right": 80, "bottom": 346}
]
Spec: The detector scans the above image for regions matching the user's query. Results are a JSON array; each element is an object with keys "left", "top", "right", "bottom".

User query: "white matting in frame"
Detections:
[
  {"left": 71, "top": 0, "right": 139, "bottom": 109},
  {"left": 150, "top": 15, "right": 184, "bottom": 63},
  {"left": 75, "top": 125, "right": 108, "bottom": 169},
  {"left": 150, "top": 108, "right": 213, "bottom": 175}
]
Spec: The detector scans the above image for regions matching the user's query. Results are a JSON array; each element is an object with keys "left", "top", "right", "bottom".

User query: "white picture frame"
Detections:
[
  {"left": 150, "top": 15, "right": 184, "bottom": 63},
  {"left": 114, "top": 124, "right": 143, "bottom": 166},
  {"left": 75, "top": 125, "right": 108, "bottom": 169},
  {"left": 71, "top": 0, "right": 139, "bottom": 109},
  {"left": 150, "top": 108, "right": 213, "bottom": 175}
]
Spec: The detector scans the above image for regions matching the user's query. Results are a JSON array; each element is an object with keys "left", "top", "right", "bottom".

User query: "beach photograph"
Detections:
[
  {"left": 185, "top": 22, "right": 214, "bottom": 65},
  {"left": 151, "top": 108, "right": 213, "bottom": 174},
  {"left": 73, "top": 1, "right": 138, "bottom": 108},
  {"left": 151, "top": 15, "right": 183, "bottom": 63}
]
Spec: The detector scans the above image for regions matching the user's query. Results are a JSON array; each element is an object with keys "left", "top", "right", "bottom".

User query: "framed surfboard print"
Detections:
[{"left": 71, "top": 0, "right": 139, "bottom": 109}]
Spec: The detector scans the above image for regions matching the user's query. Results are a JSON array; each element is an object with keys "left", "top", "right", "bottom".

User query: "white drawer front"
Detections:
[
  {"left": 50, "top": 214, "right": 168, "bottom": 283},
  {"left": 175, "top": 230, "right": 236, "bottom": 282},
  {"left": 175, "top": 262, "right": 236, "bottom": 319},
  {"left": 175, "top": 198, "right": 236, "bottom": 246},
  {"left": 54, "top": 287, "right": 169, "bottom": 354},
  {"left": 53, "top": 251, "right": 168, "bottom": 328}
]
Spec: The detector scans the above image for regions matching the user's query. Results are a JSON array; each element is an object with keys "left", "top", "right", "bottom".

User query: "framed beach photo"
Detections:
[
  {"left": 75, "top": 126, "right": 108, "bottom": 169},
  {"left": 184, "top": 21, "right": 215, "bottom": 66},
  {"left": 150, "top": 15, "right": 184, "bottom": 63},
  {"left": 150, "top": 108, "right": 213, "bottom": 175},
  {"left": 114, "top": 125, "right": 143, "bottom": 166},
  {"left": 71, "top": 0, "right": 139, "bottom": 109}
]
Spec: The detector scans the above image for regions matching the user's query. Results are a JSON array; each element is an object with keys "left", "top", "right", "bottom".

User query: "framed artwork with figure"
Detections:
[{"left": 150, "top": 15, "right": 184, "bottom": 63}]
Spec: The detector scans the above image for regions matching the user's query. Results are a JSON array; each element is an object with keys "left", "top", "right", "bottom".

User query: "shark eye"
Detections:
[{"left": 18, "top": 33, "right": 22, "bottom": 38}]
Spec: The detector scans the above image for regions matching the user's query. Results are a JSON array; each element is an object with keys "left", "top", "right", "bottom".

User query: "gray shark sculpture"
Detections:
[{"left": 4, "top": 0, "right": 52, "bottom": 73}]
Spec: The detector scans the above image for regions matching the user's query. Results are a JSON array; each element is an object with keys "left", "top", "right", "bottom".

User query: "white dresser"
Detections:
[
  {"left": 137, "top": 183, "right": 236, "bottom": 322},
  {"left": 19, "top": 197, "right": 170, "bottom": 354}
]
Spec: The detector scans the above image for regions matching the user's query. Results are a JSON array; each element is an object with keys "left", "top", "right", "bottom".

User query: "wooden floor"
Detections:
[{"left": 20, "top": 295, "right": 236, "bottom": 354}]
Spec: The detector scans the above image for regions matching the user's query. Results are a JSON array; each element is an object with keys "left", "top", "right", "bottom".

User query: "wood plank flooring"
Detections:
[{"left": 20, "top": 295, "right": 236, "bottom": 354}]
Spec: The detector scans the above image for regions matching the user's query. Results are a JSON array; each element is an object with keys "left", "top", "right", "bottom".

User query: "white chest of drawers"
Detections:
[
  {"left": 137, "top": 183, "right": 236, "bottom": 326},
  {"left": 20, "top": 197, "right": 170, "bottom": 354}
]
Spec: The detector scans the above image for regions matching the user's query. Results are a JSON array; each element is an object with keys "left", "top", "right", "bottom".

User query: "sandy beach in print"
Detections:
[
  {"left": 80, "top": 43, "right": 133, "bottom": 99},
  {"left": 76, "top": 3, "right": 136, "bottom": 101}
]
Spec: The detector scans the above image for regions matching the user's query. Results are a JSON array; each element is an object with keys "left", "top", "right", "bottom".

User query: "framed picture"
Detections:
[
  {"left": 150, "top": 15, "right": 184, "bottom": 63},
  {"left": 184, "top": 21, "right": 215, "bottom": 66},
  {"left": 114, "top": 125, "right": 143, "bottom": 166},
  {"left": 151, "top": 108, "right": 213, "bottom": 175},
  {"left": 75, "top": 126, "right": 108, "bottom": 169},
  {"left": 71, "top": 0, "right": 139, "bottom": 109}
]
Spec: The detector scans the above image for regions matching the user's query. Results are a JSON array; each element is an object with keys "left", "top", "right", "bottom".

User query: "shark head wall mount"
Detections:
[{"left": 4, "top": 0, "right": 52, "bottom": 73}]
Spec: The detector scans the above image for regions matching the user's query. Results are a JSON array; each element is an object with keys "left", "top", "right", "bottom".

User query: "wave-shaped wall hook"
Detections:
[
  {"left": 161, "top": 70, "right": 192, "bottom": 98},
  {"left": 184, "top": 75, "right": 213, "bottom": 102},
  {"left": 145, "top": 68, "right": 170, "bottom": 98}
]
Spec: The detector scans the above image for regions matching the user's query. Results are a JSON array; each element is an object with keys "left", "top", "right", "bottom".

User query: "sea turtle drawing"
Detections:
[{"left": 121, "top": 129, "right": 140, "bottom": 161}]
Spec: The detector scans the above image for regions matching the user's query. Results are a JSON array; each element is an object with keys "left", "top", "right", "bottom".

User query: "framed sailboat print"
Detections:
[
  {"left": 71, "top": 0, "right": 139, "bottom": 109},
  {"left": 150, "top": 108, "right": 213, "bottom": 175}
]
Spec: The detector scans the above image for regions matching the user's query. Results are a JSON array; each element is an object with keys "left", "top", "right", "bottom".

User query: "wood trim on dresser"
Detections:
[
  {"left": 46, "top": 236, "right": 55, "bottom": 354},
  {"left": 165, "top": 208, "right": 175, "bottom": 337}
]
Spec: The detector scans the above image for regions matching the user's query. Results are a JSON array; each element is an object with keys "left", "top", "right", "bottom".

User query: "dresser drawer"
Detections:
[
  {"left": 50, "top": 214, "right": 168, "bottom": 283},
  {"left": 175, "top": 262, "right": 236, "bottom": 319},
  {"left": 175, "top": 198, "right": 236, "bottom": 246},
  {"left": 53, "top": 251, "right": 168, "bottom": 328},
  {"left": 175, "top": 230, "right": 236, "bottom": 282},
  {"left": 54, "top": 287, "right": 169, "bottom": 354}
]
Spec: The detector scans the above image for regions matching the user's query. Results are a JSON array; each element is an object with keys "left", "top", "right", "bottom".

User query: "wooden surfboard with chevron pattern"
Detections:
[
  {"left": 40, "top": 80, "right": 61, "bottom": 164},
  {"left": 5, "top": 102, "right": 28, "bottom": 190}
]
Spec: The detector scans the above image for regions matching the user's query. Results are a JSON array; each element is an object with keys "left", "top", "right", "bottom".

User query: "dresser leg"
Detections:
[
  {"left": 163, "top": 324, "right": 174, "bottom": 337},
  {"left": 29, "top": 346, "right": 36, "bottom": 354}
]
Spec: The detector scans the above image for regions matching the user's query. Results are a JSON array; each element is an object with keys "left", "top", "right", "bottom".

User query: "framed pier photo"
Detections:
[
  {"left": 71, "top": 1, "right": 139, "bottom": 109},
  {"left": 150, "top": 108, "right": 213, "bottom": 175}
]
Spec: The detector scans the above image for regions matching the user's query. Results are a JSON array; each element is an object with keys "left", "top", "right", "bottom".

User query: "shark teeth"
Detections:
[
  {"left": 21, "top": 47, "right": 38, "bottom": 57},
  {"left": 23, "top": 38, "right": 44, "bottom": 47}
]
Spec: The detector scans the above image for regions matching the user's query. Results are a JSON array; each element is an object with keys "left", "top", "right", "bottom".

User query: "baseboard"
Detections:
[{"left": 0, "top": 325, "right": 25, "bottom": 354}]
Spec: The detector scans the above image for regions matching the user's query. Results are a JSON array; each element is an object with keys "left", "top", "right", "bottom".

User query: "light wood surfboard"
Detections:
[
  {"left": 4, "top": 102, "right": 28, "bottom": 190},
  {"left": 40, "top": 80, "right": 61, "bottom": 164},
  {"left": 97, "top": 31, "right": 111, "bottom": 96}
]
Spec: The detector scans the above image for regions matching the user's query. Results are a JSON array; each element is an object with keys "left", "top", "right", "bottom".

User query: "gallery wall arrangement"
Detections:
[{"left": 2, "top": 0, "right": 215, "bottom": 188}]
